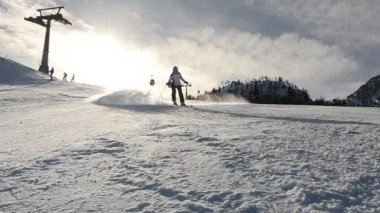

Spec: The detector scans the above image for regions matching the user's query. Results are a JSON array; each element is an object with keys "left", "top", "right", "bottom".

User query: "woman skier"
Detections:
[{"left": 166, "top": 66, "right": 189, "bottom": 106}]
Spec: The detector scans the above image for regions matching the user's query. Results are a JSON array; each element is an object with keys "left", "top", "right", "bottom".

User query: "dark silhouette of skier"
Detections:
[
  {"left": 63, "top": 72, "right": 67, "bottom": 81},
  {"left": 70, "top": 74, "right": 75, "bottom": 82},
  {"left": 166, "top": 66, "right": 189, "bottom": 106},
  {"left": 49, "top": 67, "right": 54, "bottom": 80}
]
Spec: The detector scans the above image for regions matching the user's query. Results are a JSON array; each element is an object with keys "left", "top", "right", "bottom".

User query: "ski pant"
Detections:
[{"left": 172, "top": 85, "right": 185, "bottom": 103}]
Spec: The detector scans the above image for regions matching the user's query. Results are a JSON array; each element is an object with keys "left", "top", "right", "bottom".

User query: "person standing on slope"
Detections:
[
  {"left": 49, "top": 67, "right": 54, "bottom": 80},
  {"left": 166, "top": 66, "right": 189, "bottom": 106},
  {"left": 63, "top": 72, "right": 68, "bottom": 81}
]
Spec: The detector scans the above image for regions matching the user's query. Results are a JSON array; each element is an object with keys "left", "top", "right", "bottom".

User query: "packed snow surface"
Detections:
[{"left": 1, "top": 59, "right": 380, "bottom": 212}]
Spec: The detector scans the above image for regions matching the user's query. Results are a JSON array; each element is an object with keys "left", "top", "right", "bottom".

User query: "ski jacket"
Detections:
[{"left": 168, "top": 72, "right": 187, "bottom": 86}]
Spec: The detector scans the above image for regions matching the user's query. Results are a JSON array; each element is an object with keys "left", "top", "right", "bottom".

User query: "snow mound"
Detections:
[
  {"left": 0, "top": 57, "right": 48, "bottom": 84},
  {"left": 93, "top": 90, "right": 171, "bottom": 112}
]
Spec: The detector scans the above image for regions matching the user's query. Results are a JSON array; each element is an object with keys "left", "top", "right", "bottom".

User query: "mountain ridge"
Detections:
[{"left": 348, "top": 75, "right": 380, "bottom": 106}]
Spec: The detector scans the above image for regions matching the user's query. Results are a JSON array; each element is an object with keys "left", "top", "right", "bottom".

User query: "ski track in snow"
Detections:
[{"left": 1, "top": 78, "right": 380, "bottom": 212}]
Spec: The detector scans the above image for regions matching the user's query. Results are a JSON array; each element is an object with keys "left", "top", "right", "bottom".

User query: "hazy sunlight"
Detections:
[{"left": 51, "top": 31, "right": 167, "bottom": 92}]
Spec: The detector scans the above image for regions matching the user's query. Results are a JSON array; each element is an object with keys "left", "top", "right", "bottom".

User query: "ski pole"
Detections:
[{"left": 159, "top": 84, "right": 167, "bottom": 99}]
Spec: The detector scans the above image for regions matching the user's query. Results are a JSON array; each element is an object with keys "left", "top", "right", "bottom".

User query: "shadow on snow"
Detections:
[{"left": 191, "top": 107, "right": 379, "bottom": 126}]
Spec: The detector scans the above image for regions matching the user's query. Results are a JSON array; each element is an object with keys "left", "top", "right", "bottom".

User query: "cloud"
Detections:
[
  {"left": 245, "top": 0, "right": 380, "bottom": 78},
  {"left": 254, "top": 1, "right": 380, "bottom": 49},
  {"left": 0, "top": 0, "right": 44, "bottom": 66}
]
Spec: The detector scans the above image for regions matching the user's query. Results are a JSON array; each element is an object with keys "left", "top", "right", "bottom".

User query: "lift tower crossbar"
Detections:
[{"left": 25, "top": 6, "right": 72, "bottom": 74}]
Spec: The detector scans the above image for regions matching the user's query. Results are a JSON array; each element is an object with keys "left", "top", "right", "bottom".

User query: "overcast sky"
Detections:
[{"left": 1, "top": 0, "right": 379, "bottom": 98}]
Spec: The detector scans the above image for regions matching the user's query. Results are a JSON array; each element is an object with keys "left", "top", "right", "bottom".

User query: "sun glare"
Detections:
[{"left": 51, "top": 31, "right": 165, "bottom": 92}]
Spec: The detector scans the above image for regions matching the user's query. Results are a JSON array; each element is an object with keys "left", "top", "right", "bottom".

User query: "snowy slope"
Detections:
[
  {"left": 1, "top": 59, "right": 380, "bottom": 212},
  {"left": 0, "top": 57, "right": 47, "bottom": 85}
]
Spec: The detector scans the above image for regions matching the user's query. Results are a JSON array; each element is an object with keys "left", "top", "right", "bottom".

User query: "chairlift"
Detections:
[{"left": 149, "top": 76, "right": 155, "bottom": 86}]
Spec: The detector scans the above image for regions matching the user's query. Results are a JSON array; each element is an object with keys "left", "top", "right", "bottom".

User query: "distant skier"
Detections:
[
  {"left": 166, "top": 66, "right": 189, "bottom": 106},
  {"left": 70, "top": 74, "right": 75, "bottom": 82},
  {"left": 49, "top": 67, "right": 54, "bottom": 80},
  {"left": 63, "top": 72, "right": 68, "bottom": 81}
]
